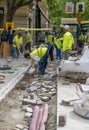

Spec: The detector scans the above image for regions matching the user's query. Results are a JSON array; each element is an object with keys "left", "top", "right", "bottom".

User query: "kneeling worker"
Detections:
[{"left": 24, "top": 47, "right": 49, "bottom": 75}]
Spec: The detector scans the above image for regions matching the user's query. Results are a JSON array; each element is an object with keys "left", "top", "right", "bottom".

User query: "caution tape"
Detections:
[
  {"left": 15, "top": 27, "right": 52, "bottom": 31},
  {"left": 0, "top": 28, "right": 4, "bottom": 31},
  {"left": 0, "top": 28, "right": 52, "bottom": 31}
]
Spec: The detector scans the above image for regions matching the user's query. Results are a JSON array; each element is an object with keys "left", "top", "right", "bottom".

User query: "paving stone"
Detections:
[
  {"left": 26, "top": 106, "right": 33, "bottom": 113},
  {"left": 22, "top": 98, "right": 37, "bottom": 105},
  {"left": 20, "top": 82, "right": 27, "bottom": 90},
  {"left": 50, "top": 88, "right": 56, "bottom": 92},
  {"left": 23, "top": 94, "right": 28, "bottom": 99},
  {"left": 27, "top": 86, "right": 37, "bottom": 93},
  {"left": 41, "top": 96, "right": 51, "bottom": 102},
  {"left": 41, "top": 88, "right": 49, "bottom": 92},
  {"left": 49, "top": 91, "right": 56, "bottom": 96},
  {"left": 25, "top": 112, "right": 32, "bottom": 119},
  {"left": 36, "top": 99, "right": 43, "bottom": 105},
  {"left": 29, "top": 93, "right": 35, "bottom": 99},
  {"left": 16, "top": 124, "right": 24, "bottom": 129},
  {"left": 0, "top": 58, "right": 31, "bottom": 102}
]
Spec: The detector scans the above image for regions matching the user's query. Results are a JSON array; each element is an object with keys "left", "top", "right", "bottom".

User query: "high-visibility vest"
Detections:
[
  {"left": 54, "top": 38, "right": 61, "bottom": 49},
  {"left": 47, "top": 34, "right": 54, "bottom": 44},
  {"left": 60, "top": 37, "right": 63, "bottom": 49},
  {"left": 63, "top": 32, "right": 74, "bottom": 51},
  {"left": 30, "top": 47, "right": 47, "bottom": 58},
  {"left": 25, "top": 33, "right": 32, "bottom": 43},
  {"left": 87, "top": 32, "right": 89, "bottom": 43},
  {"left": 13, "top": 35, "right": 23, "bottom": 48},
  {"left": 78, "top": 34, "right": 84, "bottom": 41}
]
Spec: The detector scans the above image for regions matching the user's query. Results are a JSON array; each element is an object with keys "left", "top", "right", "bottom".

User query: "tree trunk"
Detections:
[{"left": 6, "top": 8, "right": 16, "bottom": 22}]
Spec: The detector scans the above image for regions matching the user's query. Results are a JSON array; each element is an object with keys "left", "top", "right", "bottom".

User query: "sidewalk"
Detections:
[
  {"left": 0, "top": 56, "right": 31, "bottom": 102},
  {"left": 57, "top": 78, "right": 89, "bottom": 130}
]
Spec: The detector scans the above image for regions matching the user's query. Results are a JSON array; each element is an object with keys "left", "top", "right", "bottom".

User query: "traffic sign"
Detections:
[{"left": 6, "top": 22, "right": 14, "bottom": 30}]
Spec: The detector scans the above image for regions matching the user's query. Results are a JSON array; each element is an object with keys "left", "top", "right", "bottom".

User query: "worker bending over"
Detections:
[{"left": 24, "top": 46, "right": 49, "bottom": 75}]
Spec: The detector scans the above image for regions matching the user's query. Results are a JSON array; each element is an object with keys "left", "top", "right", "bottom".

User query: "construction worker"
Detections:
[
  {"left": 24, "top": 30, "right": 32, "bottom": 53},
  {"left": 8, "top": 30, "right": 15, "bottom": 57},
  {"left": 47, "top": 32, "right": 54, "bottom": 61},
  {"left": 78, "top": 31, "right": 84, "bottom": 55},
  {"left": 38, "top": 31, "right": 45, "bottom": 44},
  {"left": 24, "top": 46, "right": 49, "bottom": 75},
  {"left": 62, "top": 25, "right": 74, "bottom": 60},
  {"left": 13, "top": 33, "right": 23, "bottom": 58},
  {"left": 86, "top": 31, "right": 89, "bottom": 44},
  {"left": 54, "top": 35, "right": 62, "bottom": 59},
  {"left": 1, "top": 30, "right": 10, "bottom": 57}
]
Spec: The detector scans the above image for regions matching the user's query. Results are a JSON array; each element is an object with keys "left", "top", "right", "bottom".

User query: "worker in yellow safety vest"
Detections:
[
  {"left": 54, "top": 35, "right": 63, "bottom": 59},
  {"left": 13, "top": 33, "right": 23, "bottom": 58},
  {"left": 61, "top": 25, "right": 74, "bottom": 60},
  {"left": 24, "top": 30, "right": 32, "bottom": 52},
  {"left": 78, "top": 31, "right": 84, "bottom": 55},
  {"left": 47, "top": 32, "right": 54, "bottom": 61},
  {"left": 86, "top": 32, "right": 89, "bottom": 44},
  {"left": 24, "top": 46, "right": 49, "bottom": 75}
]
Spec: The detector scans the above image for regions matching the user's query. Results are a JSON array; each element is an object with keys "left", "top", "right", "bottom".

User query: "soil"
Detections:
[{"left": 0, "top": 68, "right": 57, "bottom": 130}]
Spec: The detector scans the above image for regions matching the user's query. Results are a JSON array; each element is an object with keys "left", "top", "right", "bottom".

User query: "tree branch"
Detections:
[{"left": 15, "top": 0, "right": 35, "bottom": 9}]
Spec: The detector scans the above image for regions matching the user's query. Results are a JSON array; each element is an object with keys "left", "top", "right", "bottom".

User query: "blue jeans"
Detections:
[
  {"left": 47, "top": 42, "right": 54, "bottom": 61},
  {"left": 13, "top": 47, "right": 20, "bottom": 58},
  {"left": 38, "top": 49, "right": 49, "bottom": 75},
  {"left": 9, "top": 44, "right": 14, "bottom": 57},
  {"left": 56, "top": 47, "right": 61, "bottom": 59}
]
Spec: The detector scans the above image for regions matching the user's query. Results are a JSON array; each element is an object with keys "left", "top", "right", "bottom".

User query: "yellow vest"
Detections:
[
  {"left": 13, "top": 35, "right": 23, "bottom": 48},
  {"left": 60, "top": 37, "right": 63, "bottom": 49},
  {"left": 79, "top": 34, "right": 84, "bottom": 41},
  {"left": 87, "top": 32, "right": 89, "bottom": 43},
  {"left": 30, "top": 47, "right": 47, "bottom": 58},
  {"left": 47, "top": 34, "right": 54, "bottom": 44},
  {"left": 25, "top": 33, "right": 32, "bottom": 43},
  {"left": 54, "top": 38, "right": 61, "bottom": 49},
  {"left": 63, "top": 32, "right": 74, "bottom": 51}
]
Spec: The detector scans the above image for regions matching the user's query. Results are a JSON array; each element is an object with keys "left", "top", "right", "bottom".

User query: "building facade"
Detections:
[{"left": 0, "top": 0, "right": 50, "bottom": 29}]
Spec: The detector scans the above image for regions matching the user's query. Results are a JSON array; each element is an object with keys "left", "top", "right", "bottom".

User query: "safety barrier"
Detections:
[{"left": 0, "top": 27, "right": 52, "bottom": 31}]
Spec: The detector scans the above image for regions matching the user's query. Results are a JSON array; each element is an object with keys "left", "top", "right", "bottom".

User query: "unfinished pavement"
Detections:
[
  {"left": 0, "top": 56, "right": 57, "bottom": 130},
  {"left": 57, "top": 76, "right": 89, "bottom": 130},
  {"left": 0, "top": 56, "right": 89, "bottom": 130},
  {"left": 0, "top": 56, "right": 31, "bottom": 102}
]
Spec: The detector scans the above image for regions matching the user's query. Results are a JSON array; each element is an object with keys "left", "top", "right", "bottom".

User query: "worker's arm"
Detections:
[{"left": 30, "top": 54, "right": 40, "bottom": 68}]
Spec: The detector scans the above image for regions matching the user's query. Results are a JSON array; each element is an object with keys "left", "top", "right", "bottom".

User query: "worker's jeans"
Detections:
[
  {"left": 13, "top": 47, "right": 20, "bottom": 58},
  {"left": 25, "top": 42, "right": 31, "bottom": 52},
  {"left": 9, "top": 44, "right": 14, "bottom": 57},
  {"left": 47, "top": 42, "right": 54, "bottom": 61},
  {"left": 54, "top": 45, "right": 61, "bottom": 59},
  {"left": 38, "top": 49, "right": 49, "bottom": 75}
]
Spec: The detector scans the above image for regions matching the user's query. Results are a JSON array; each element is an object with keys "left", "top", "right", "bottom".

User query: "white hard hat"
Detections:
[{"left": 62, "top": 25, "right": 69, "bottom": 30}]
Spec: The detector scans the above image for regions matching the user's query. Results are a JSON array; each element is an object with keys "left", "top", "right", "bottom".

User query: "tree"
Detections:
[
  {"left": 6, "top": 0, "right": 34, "bottom": 22},
  {"left": 45, "top": 0, "right": 89, "bottom": 27}
]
